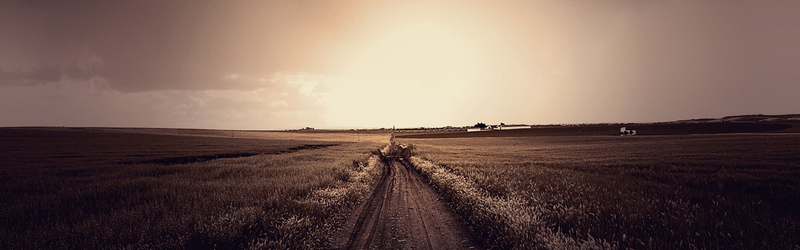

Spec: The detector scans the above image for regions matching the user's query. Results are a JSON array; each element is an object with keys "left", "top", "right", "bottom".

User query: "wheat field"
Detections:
[
  {"left": 0, "top": 128, "right": 387, "bottom": 249},
  {"left": 399, "top": 134, "right": 799, "bottom": 249}
]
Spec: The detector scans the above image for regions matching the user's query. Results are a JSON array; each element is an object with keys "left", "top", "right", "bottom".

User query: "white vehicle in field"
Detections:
[{"left": 620, "top": 127, "right": 636, "bottom": 136}]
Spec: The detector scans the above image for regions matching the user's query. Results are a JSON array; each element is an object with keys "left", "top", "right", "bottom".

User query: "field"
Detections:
[
  {"left": 0, "top": 128, "right": 387, "bottom": 249},
  {"left": 397, "top": 134, "right": 800, "bottom": 249},
  {"left": 3, "top": 124, "right": 799, "bottom": 249}
]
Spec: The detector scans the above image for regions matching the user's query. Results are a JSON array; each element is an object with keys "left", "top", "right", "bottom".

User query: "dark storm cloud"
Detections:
[
  {"left": 0, "top": 62, "right": 103, "bottom": 86},
  {"left": 0, "top": 0, "right": 351, "bottom": 92},
  {"left": 0, "top": 63, "right": 61, "bottom": 85},
  {"left": 0, "top": 73, "right": 331, "bottom": 129}
]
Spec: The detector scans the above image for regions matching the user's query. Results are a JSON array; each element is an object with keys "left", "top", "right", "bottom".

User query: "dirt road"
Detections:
[{"left": 333, "top": 157, "right": 476, "bottom": 250}]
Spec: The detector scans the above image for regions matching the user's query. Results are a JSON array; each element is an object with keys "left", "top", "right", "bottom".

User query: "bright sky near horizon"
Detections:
[{"left": 1, "top": 0, "right": 798, "bottom": 129}]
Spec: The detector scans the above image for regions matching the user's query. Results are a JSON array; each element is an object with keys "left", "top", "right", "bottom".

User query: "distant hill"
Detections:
[{"left": 675, "top": 114, "right": 800, "bottom": 123}]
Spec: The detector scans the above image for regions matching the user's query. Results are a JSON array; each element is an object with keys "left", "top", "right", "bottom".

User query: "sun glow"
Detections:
[
  {"left": 318, "top": 17, "right": 493, "bottom": 128},
  {"left": 344, "top": 20, "right": 482, "bottom": 83}
]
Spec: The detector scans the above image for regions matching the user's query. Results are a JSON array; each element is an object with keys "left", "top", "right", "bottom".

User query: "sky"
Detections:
[{"left": 1, "top": 0, "right": 798, "bottom": 129}]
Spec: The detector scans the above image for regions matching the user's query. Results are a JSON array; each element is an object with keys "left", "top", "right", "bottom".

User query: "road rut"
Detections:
[{"left": 333, "top": 158, "right": 476, "bottom": 250}]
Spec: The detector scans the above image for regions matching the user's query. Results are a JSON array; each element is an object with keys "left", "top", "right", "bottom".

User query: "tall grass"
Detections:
[
  {"left": 400, "top": 134, "right": 800, "bottom": 249},
  {"left": 0, "top": 129, "right": 385, "bottom": 249},
  {"left": 407, "top": 152, "right": 612, "bottom": 250}
]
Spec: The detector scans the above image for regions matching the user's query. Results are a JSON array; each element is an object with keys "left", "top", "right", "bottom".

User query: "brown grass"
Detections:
[
  {"left": 0, "top": 128, "right": 387, "bottom": 249},
  {"left": 399, "top": 134, "right": 800, "bottom": 249}
]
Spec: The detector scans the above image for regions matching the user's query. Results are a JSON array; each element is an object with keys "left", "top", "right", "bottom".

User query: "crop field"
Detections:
[
  {"left": 398, "top": 134, "right": 800, "bottom": 249},
  {"left": 0, "top": 128, "right": 387, "bottom": 249},
  {"left": 401, "top": 134, "right": 800, "bottom": 249},
  {"left": 3, "top": 126, "right": 798, "bottom": 250}
]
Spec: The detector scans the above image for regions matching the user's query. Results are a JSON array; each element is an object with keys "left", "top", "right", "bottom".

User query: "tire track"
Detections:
[
  {"left": 341, "top": 159, "right": 393, "bottom": 249},
  {"left": 334, "top": 149, "right": 476, "bottom": 250}
]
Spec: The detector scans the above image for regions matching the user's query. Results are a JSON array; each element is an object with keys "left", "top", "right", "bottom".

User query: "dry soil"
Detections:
[{"left": 333, "top": 158, "right": 476, "bottom": 250}]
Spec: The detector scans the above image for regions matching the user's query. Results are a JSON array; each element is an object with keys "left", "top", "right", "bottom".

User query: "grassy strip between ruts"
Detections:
[{"left": 1, "top": 138, "right": 386, "bottom": 249}]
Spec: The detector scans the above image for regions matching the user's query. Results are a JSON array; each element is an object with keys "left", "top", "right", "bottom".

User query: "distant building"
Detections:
[
  {"left": 497, "top": 125, "right": 532, "bottom": 130},
  {"left": 620, "top": 127, "right": 636, "bottom": 136},
  {"left": 467, "top": 125, "right": 531, "bottom": 132}
]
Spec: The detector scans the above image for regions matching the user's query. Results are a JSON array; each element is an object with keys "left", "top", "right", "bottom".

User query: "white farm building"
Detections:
[{"left": 497, "top": 125, "right": 531, "bottom": 130}]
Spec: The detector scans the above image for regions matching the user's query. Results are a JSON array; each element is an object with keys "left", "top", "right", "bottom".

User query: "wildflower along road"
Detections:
[{"left": 333, "top": 146, "right": 476, "bottom": 250}]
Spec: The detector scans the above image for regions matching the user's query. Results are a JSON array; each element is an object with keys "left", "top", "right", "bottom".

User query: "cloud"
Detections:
[
  {"left": 269, "top": 100, "right": 289, "bottom": 108},
  {"left": 1, "top": 0, "right": 358, "bottom": 93},
  {"left": 0, "top": 64, "right": 61, "bottom": 86},
  {"left": 0, "top": 73, "right": 333, "bottom": 129},
  {"left": 2, "top": 1, "right": 797, "bottom": 128},
  {"left": 0, "top": 62, "right": 106, "bottom": 87},
  {"left": 113, "top": 74, "right": 333, "bottom": 128}
]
